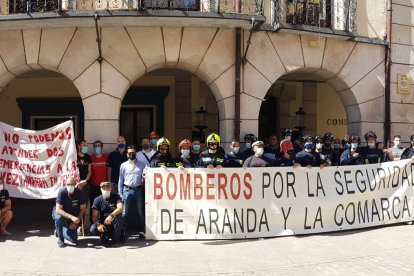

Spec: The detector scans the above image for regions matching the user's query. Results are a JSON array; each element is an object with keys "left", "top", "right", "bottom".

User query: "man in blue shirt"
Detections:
[
  {"left": 90, "top": 181, "right": 124, "bottom": 244},
  {"left": 52, "top": 177, "right": 86, "bottom": 248},
  {"left": 118, "top": 145, "right": 146, "bottom": 238}
]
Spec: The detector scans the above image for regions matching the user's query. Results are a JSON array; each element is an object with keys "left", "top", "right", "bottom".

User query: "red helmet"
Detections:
[
  {"left": 178, "top": 139, "right": 192, "bottom": 149},
  {"left": 349, "top": 135, "right": 360, "bottom": 143},
  {"left": 364, "top": 131, "right": 377, "bottom": 141},
  {"left": 148, "top": 131, "right": 159, "bottom": 139}
]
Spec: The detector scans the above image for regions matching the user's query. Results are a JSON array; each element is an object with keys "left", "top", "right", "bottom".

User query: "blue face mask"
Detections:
[
  {"left": 94, "top": 147, "right": 102, "bottom": 155},
  {"left": 232, "top": 147, "right": 240, "bottom": 154},
  {"left": 246, "top": 143, "right": 252, "bottom": 149},
  {"left": 305, "top": 143, "right": 313, "bottom": 150},
  {"left": 344, "top": 143, "right": 350, "bottom": 150},
  {"left": 333, "top": 144, "right": 340, "bottom": 150},
  {"left": 81, "top": 146, "right": 88, "bottom": 154},
  {"left": 181, "top": 149, "right": 190, "bottom": 157},
  {"left": 117, "top": 143, "right": 125, "bottom": 149},
  {"left": 192, "top": 145, "right": 201, "bottom": 151},
  {"left": 150, "top": 138, "right": 157, "bottom": 145},
  {"left": 351, "top": 143, "right": 358, "bottom": 149}
]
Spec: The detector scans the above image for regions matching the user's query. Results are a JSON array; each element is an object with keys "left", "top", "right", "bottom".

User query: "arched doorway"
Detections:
[
  {"left": 259, "top": 69, "right": 352, "bottom": 143},
  {"left": 0, "top": 69, "right": 83, "bottom": 232},
  {"left": 121, "top": 68, "right": 220, "bottom": 156}
]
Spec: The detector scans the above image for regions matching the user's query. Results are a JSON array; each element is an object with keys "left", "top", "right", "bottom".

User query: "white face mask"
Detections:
[
  {"left": 285, "top": 136, "right": 291, "bottom": 141},
  {"left": 0, "top": 184, "right": 3, "bottom": 190},
  {"left": 316, "top": 143, "right": 323, "bottom": 150},
  {"left": 101, "top": 189, "right": 111, "bottom": 199},
  {"left": 255, "top": 148, "right": 264, "bottom": 156},
  {"left": 368, "top": 142, "right": 376, "bottom": 148},
  {"left": 66, "top": 185, "right": 75, "bottom": 194},
  {"left": 394, "top": 140, "right": 400, "bottom": 147}
]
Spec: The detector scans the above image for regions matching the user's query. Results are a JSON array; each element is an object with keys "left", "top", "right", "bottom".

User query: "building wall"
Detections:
[
  {"left": 390, "top": 0, "right": 414, "bottom": 144},
  {"left": 356, "top": 0, "right": 387, "bottom": 38},
  {"left": 0, "top": 76, "right": 79, "bottom": 127},
  {"left": 0, "top": 27, "right": 385, "bottom": 150},
  {"left": 242, "top": 31, "right": 385, "bottom": 141}
]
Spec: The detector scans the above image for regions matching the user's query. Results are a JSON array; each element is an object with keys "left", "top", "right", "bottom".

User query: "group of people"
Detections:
[{"left": 2, "top": 128, "right": 414, "bottom": 247}]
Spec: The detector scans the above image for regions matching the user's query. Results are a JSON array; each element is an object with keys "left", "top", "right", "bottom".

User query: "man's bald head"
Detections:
[{"left": 66, "top": 177, "right": 76, "bottom": 186}]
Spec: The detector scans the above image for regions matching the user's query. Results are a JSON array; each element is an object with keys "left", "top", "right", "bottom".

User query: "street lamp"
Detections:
[
  {"left": 294, "top": 107, "right": 306, "bottom": 137},
  {"left": 194, "top": 106, "right": 208, "bottom": 143}
]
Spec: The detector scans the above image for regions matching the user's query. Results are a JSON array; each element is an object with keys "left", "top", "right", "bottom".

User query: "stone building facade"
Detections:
[{"left": 1, "top": 0, "right": 409, "bottom": 153}]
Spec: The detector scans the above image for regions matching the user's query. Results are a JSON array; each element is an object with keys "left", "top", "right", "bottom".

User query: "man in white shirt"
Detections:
[
  {"left": 387, "top": 135, "right": 405, "bottom": 161},
  {"left": 137, "top": 137, "right": 156, "bottom": 166}
]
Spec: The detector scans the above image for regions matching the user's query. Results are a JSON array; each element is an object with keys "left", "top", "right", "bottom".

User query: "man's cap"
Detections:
[
  {"left": 281, "top": 140, "right": 294, "bottom": 152},
  {"left": 100, "top": 181, "right": 113, "bottom": 188},
  {"left": 252, "top": 141, "right": 264, "bottom": 147}
]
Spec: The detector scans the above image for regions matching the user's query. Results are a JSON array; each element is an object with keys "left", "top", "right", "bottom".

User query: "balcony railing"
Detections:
[
  {"left": 0, "top": 0, "right": 264, "bottom": 15},
  {"left": 273, "top": 0, "right": 356, "bottom": 32}
]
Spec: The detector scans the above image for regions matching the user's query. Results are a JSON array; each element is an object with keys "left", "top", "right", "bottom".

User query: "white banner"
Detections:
[
  {"left": 0, "top": 121, "right": 79, "bottom": 199},
  {"left": 146, "top": 159, "right": 414, "bottom": 240}
]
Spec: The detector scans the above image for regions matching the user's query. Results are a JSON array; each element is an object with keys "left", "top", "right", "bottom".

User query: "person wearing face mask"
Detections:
[
  {"left": 243, "top": 141, "right": 273, "bottom": 167},
  {"left": 0, "top": 176, "right": 13, "bottom": 236},
  {"left": 359, "top": 131, "right": 389, "bottom": 164},
  {"left": 52, "top": 177, "right": 86, "bottom": 247},
  {"left": 240, "top": 133, "right": 258, "bottom": 161},
  {"left": 401, "top": 134, "right": 414, "bottom": 159},
  {"left": 294, "top": 135, "right": 322, "bottom": 168},
  {"left": 174, "top": 139, "right": 195, "bottom": 168},
  {"left": 89, "top": 140, "right": 108, "bottom": 224},
  {"left": 274, "top": 140, "right": 298, "bottom": 167},
  {"left": 137, "top": 137, "right": 156, "bottom": 166},
  {"left": 76, "top": 139, "right": 91, "bottom": 191},
  {"left": 387, "top": 135, "right": 405, "bottom": 161},
  {"left": 119, "top": 145, "right": 146, "bottom": 239},
  {"left": 196, "top": 133, "right": 225, "bottom": 168},
  {"left": 107, "top": 136, "right": 128, "bottom": 193},
  {"left": 331, "top": 137, "right": 342, "bottom": 166},
  {"left": 148, "top": 131, "right": 159, "bottom": 151},
  {"left": 340, "top": 135, "right": 364, "bottom": 165},
  {"left": 89, "top": 182, "right": 125, "bottom": 244},
  {"left": 150, "top": 138, "right": 176, "bottom": 168},
  {"left": 223, "top": 139, "right": 244, "bottom": 167},
  {"left": 191, "top": 137, "right": 202, "bottom": 159},
  {"left": 314, "top": 135, "right": 332, "bottom": 167}
]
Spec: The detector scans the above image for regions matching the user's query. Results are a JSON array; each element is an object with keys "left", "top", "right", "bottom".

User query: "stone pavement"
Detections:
[{"left": 1, "top": 222, "right": 414, "bottom": 275}]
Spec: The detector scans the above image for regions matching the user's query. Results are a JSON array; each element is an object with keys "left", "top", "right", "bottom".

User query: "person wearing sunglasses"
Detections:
[
  {"left": 196, "top": 133, "right": 225, "bottom": 169},
  {"left": 150, "top": 138, "right": 176, "bottom": 168}
]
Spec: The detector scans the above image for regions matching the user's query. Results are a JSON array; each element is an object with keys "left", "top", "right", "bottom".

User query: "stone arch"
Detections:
[{"left": 241, "top": 31, "right": 386, "bottom": 139}]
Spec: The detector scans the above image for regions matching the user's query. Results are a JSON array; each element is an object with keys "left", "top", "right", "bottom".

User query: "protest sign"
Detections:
[
  {"left": 146, "top": 159, "right": 414, "bottom": 240},
  {"left": 0, "top": 121, "right": 79, "bottom": 199}
]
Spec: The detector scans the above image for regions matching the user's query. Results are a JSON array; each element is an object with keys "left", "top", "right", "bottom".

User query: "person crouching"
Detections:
[{"left": 89, "top": 181, "right": 125, "bottom": 244}]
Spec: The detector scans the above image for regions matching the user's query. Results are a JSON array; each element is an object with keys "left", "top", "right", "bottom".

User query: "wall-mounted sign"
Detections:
[{"left": 397, "top": 73, "right": 411, "bottom": 94}]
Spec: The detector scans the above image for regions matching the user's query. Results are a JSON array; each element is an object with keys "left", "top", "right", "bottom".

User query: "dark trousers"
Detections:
[
  {"left": 89, "top": 185, "right": 101, "bottom": 223},
  {"left": 89, "top": 216, "right": 124, "bottom": 242}
]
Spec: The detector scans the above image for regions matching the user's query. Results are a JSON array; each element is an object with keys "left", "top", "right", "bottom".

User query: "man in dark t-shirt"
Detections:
[
  {"left": 0, "top": 176, "right": 13, "bottom": 236},
  {"left": 89, "top": 181, "right": 124, "bottom": 243},
  {"left": 52, "top": 177, "right": 86, "bottom": 248},
  {"left": 107, "top": 136, "right": 128, "bottom": 193}
]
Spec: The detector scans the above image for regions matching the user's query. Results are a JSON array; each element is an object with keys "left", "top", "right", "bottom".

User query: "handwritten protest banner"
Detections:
[
  {"left": 146, "top": 159, "right": 414, "bottom": 240},
  {"left": 0, "top": 121, "right": 79, "bottom": 199}
]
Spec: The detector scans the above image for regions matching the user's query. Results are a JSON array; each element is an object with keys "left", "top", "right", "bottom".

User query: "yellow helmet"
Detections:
[
  {"left": 156, "top": 137, "right": 170, "bottom": 149},
  {"left": 206, "top": 133, "right": 221, "bottom": 145}
]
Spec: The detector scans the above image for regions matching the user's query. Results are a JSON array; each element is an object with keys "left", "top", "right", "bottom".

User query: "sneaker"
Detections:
[
  {"left": 57, "top": 239, "right": 66, "bottom": 248},
  {"left": 139, "top": 232, "right": 146, "bottom": 239},
  {"left": 0, "top": 228, "right": 12, "bottom": 236}
]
